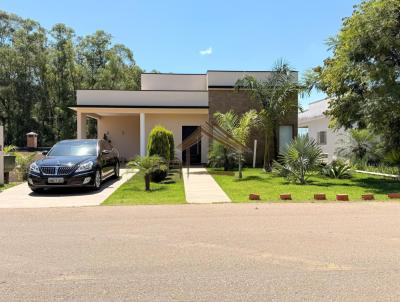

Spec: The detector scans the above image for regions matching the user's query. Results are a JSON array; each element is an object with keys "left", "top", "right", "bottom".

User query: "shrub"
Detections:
[
  {"left": 147, "top": 126, "right": 171, "bottom": 161},
  {"left": 273, "top": 135, "right": 323, "bottom": 184},
  {"left": 166, "top": 130, "right": 175, "bottom": 160},
  {"left": 150, "top": 165, "right": 168, "bottom": 183},
  {"left": 321, "top": 160, "right": 352, "bottom": 179},
  {"left": 15, "top": 152, "right": 37, "bottom": 181},
  {"left": 128, "top": 155, "right": 166, "bottom": 191},
  {"left": 208, "top": 142, "right": 237, "bottom": 171}
]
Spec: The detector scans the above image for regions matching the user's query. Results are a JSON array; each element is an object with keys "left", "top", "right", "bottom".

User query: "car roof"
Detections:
[{"left": 57, "top": 139, "right": 100, "bottom": 144}]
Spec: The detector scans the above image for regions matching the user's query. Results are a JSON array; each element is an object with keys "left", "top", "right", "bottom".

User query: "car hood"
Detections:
[{"left": 36, "top": 156, "right": 97, "bottom": 167}]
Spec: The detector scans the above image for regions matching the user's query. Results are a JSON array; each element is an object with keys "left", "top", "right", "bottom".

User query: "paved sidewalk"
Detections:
[
  {"left": 0, "top": 168, "right": 136, "bottom": 208},
  {"left": 182, "top": 167, "right": 231, "bottom": 203}
]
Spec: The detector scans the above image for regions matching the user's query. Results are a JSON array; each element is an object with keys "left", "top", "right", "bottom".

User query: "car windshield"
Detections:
[{"left": 48, "top": 141, "right": 98, "bottom": 156}]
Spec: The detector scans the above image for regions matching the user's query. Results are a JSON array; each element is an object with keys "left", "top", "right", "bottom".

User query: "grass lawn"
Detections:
[
  {"left": 102, "top": 169, "right": 186, "bottom": 205},
  {"left": 0, "top": 182, "right": 20, "bottom": 192},
  {"left": 209, "top": 168, "right": 400, "bottom": 202}
]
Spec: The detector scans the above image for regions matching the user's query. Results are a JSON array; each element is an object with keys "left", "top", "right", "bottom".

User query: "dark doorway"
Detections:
[{"left": 182, "top": 126, "right": 202, "bottom": 165}]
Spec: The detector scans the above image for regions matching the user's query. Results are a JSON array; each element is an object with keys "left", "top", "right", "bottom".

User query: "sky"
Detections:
[{"left": 1, "top": 0, "right": 361, "bottom": 107}]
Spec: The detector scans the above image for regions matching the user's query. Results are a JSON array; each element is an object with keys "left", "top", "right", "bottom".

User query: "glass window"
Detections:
[
  {"left": 317, "top": 131, "right": 327, "bottom": 145},
  {"left": 48, "top": 140, "right": 98, "bottom": 156},
  {"left": 279, "top": 125, "right": 293, "bottom": 154}
]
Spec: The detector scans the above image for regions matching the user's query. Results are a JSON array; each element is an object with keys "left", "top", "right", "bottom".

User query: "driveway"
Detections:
[
  {"left": 0, "top": 168, "right": 135, "bottom": 208},
  {"left": 1, "top": 203, "right": 400, "bottom": 301}
]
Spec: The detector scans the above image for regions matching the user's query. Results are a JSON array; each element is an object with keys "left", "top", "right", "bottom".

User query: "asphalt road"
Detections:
[{"left": 1, "top": 202, "right": 400, "bottom": 301}]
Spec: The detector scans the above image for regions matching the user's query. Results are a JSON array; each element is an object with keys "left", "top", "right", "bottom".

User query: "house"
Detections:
[
  {"left": 298, "top": 98, "right": 345, "bottom": 161},
  {"left": 71, "top": 70, "right": 298, "bottom": 164}
]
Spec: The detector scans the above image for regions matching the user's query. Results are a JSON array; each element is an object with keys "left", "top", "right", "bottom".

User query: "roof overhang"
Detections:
[{"left": 70, "top": 105, "right": 209, "bottom": 115}]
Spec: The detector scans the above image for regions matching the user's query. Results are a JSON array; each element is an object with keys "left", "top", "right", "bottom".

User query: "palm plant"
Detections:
[
  {"left": 235, "top": 59, "right": 303, "bottom": 171},
  {"left": 213, "top": 109, "right": 258, "bottom": 178},
  {"left": 128, "top": 155, "right": 165, "bottom": 191},
  {"left": 321, "top": 160, "right": 352, "bottom": 179},
  {"left": 335, "top": 129, "right": 380, "bottom": 163},
  {"left": 273, "top": 135, "right": 323, "bottom": 184}
]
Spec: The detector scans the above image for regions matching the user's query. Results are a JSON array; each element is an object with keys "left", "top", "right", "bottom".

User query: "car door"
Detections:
[{"left": 100, "top": 140, "right": 113, "bottom": 177}]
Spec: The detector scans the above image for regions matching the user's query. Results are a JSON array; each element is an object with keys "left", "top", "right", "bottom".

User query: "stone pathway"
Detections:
[
  {"left": 182, "top": 167, "right": 231, "bottom": 203},
  {"left": 0, "top": 168, "right": 136, "bottom": 208}
]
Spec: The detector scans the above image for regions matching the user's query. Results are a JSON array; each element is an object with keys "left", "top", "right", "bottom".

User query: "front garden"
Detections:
[{"left": 209, "top": 168, "right": 400, "bottom": 202}]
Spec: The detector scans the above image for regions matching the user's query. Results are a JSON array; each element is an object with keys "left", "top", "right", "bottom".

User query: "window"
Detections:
[
  {"left": 317, "top": 131, "right": 327, "bottom": 145},
  {"left": 279, "top": 125, "right": 293, "bottom": 154}
]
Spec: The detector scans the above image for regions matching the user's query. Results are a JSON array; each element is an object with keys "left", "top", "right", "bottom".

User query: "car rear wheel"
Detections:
[{"left": 94, "top": 169, "right": 102, "bottom": 190}]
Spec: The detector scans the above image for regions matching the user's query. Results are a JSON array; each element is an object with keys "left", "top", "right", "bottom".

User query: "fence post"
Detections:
[{"left": 253, "top": 139, "right": 257, "bottom": 168}]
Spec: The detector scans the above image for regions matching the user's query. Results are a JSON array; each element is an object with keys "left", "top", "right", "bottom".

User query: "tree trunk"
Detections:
[
  {"left": 238, "top": 153, "right": 243, "bottom": 179},
  {"left": 144, "top": 174, "right": 151, "bottom": 191},
  {"left": 263, "top": 131, "right": 272, "bottom": 172}
]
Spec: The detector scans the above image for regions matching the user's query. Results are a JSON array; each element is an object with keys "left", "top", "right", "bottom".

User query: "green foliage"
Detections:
[
  {"left": 166, "top": 130, "right": 175, "bottom": 160},
  {"left": 213, "top": 110, "right": 258, "bottom": 178},
  {"left": 0, "top": 10, "right": 142, "bottom": 146},
  {"left": 321, "top": 160, "right": 352, "bottom": 179},
  {"left": 306, "top": 0, "right": 400, "bottom": 152},
  {"left": 235, "top": 60, "right": 304, "bottom": 170},
  {"left": 335, "top": 129, "right": 382, "bottom": 163},
  {"left": 128, "top": 155, "right": 166, "bottom": 191},
  {"left": 150, "top": 165, "right": 168, "bottom": 183},
  {"left": 147, "top": 126, "right": 171, "bottom": 161},
  {"left": 273, "top": 135, "right": 323, "bottom": 184},
  {"left": 3, "top": 145, "right": 17, "bottom": 155},
  {"left": 15, "top": 152, "right": 37, "bottom": 181},
  {"left": 208, "top": 142, "right": 237, "bottom": 171}
]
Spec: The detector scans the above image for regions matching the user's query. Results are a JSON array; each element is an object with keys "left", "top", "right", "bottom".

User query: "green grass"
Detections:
[
  {"left": 0, "top": 182, "right": 19, "bottom": 192},
  {"left": 208, "top": 168, "right": 400, "bottom": 202},
  {"left": 102, "top": 170, "right": 186, "bottom": 205}
]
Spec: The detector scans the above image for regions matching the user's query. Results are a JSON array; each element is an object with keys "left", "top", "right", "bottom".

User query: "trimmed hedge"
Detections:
[
  {"left": 166, "top": 130, "right": 175, "bottom": 160},
  {"left": 147, "top": 126, "right": 171, "bottom": 161}
]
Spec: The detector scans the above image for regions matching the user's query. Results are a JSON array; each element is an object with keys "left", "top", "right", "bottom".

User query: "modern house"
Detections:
[
  {"left": 298, "top": 98, "right": 345, "bottom": 161},
  {"left": 71, "top": 71, "right": 298, "bottom": 164}
]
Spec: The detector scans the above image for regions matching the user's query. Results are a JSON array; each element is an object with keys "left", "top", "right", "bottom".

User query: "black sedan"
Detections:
[{"left": 28, "top": 139, "right": 120, "bottom": 193}]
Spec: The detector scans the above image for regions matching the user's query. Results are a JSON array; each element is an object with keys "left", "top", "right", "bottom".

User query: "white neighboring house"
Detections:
[{"left": 298, "top": 98, "right": 345, "bottom": 162}]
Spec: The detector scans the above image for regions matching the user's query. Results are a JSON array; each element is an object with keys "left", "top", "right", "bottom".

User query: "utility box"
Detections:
[{"left": 26, "top": 132, "right": 38, "bottom": 148}]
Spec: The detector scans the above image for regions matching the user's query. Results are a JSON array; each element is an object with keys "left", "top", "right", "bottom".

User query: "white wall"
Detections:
[
  {"left": 303, "top": 118, "right": 345, "bottom": 162},
  {"left": 77, "top": 90, "right": 209, "bottom": 107},
  {"left": 141, "top": 74, "right": 207, "bottom": 90},
  {"left": 145, "top": 113, "right": 209, "bottom": 163},
  {"left": 97, "top": 115, "right": 140, "bottom": 161},
  {"left": 207, "top": 71, "right": 298, "bottom": 87}
]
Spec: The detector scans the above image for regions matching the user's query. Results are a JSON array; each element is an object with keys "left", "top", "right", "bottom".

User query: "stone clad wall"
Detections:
[{"left": 208, "top": 89, "right": 298, "bottom": 166}]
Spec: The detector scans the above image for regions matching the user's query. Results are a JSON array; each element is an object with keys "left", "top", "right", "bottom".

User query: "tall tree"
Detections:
[
  {"left": 235, "top": 60, "right": 302, "bottom": 171},
  {"left": 305, "top": 0, "right": 400, "bottom": 153}
]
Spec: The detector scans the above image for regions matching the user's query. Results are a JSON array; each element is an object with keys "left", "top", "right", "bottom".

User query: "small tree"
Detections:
[
  {"left": 214, "top": 110, "right": 259, "bottom": 179},
  {"left": 273, "top": 135, "right": 323, "bottom": 184},
  {"left": 128, "top": 155, "right": 164, "bottom": 191},
  {"left": 147, "top": 126, "right": 171, "bottom": 161},
  {"left": 166, "top": 130, "right": 175, "bottom": 160}
]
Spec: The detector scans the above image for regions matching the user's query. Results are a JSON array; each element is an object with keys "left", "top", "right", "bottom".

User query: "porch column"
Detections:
[
  {"left": 140, "top": 113, "right": 146, "bottom": 156},
  {"left": 77, "top": 112, "right": 87, "bottom": 139}
]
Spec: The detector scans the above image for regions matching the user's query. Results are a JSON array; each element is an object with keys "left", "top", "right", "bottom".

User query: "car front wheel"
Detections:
[{"left": 94, "top": 169, "right": 102, "bottom": 190}]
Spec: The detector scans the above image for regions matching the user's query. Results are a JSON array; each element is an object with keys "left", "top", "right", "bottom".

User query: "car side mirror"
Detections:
[
  {"left": 102, "top": 150, "right": 111, "bottom": 155},
  {"left": 42, "top": 150, "right": 48, "bottom": 156}
]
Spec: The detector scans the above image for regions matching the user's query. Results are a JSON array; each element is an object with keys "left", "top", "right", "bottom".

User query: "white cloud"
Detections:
[{"left": 199, "top": 47, "right": 212, "bottom": 56}]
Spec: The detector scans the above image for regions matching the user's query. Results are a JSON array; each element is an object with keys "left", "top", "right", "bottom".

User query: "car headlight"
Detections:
[
  {"left": 75, "top": 161, "right": 94, "bottom": 173},
  {"left": 30, "top": 162, "right": 40, "bottom": 174}
]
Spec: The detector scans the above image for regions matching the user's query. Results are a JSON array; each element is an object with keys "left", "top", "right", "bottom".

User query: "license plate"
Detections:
[{"left": 48, "top": 177, "right": 64, "bottom": 184}]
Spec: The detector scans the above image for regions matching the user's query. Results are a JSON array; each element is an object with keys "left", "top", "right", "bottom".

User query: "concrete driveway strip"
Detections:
[
  {"left": 1, "top": 203, "right": 400, "bottom": 301},
  {"left": 183, "top": 167, "right": 231, "bottom": 203},
  {"left": 0, "top": 168, "right": 135, "bottom": 208}
]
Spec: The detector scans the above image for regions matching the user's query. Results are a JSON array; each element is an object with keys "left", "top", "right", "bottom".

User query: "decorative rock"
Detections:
[
  {"left": 280, "top": 193, "right": 292, "bottom": 201},
  {"left": 314, "top": 193, "right": 326, "bottom": 200},
  {"left": 361, "top": 194, "right": 374, "bottom": 201},
  {"left": 249, "top": 193, "right": 260, "bottom": 201},
  {"left": 388, "top": 193, "right": 400, "bottom": 199},
  {"left": 336, "top": 194, "right": 349, "bottom": 201}
]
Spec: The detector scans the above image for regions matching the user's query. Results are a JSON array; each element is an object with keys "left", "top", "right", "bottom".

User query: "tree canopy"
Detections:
[
  {"left": 0, "top": 11, "right": 143, "bottom": 146},
  {"left": 305, "top": 0, "right": 400, "bottom": 151}
]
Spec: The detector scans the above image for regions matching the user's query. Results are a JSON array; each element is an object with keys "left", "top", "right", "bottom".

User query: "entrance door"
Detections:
[{"left": 182, "top": 126, "right": 201, "bottom": 165}]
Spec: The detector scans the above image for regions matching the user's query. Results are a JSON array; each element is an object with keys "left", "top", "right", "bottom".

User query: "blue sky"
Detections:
[{"left": 2, "top": 0, "right": 360, "bottom": 107}]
